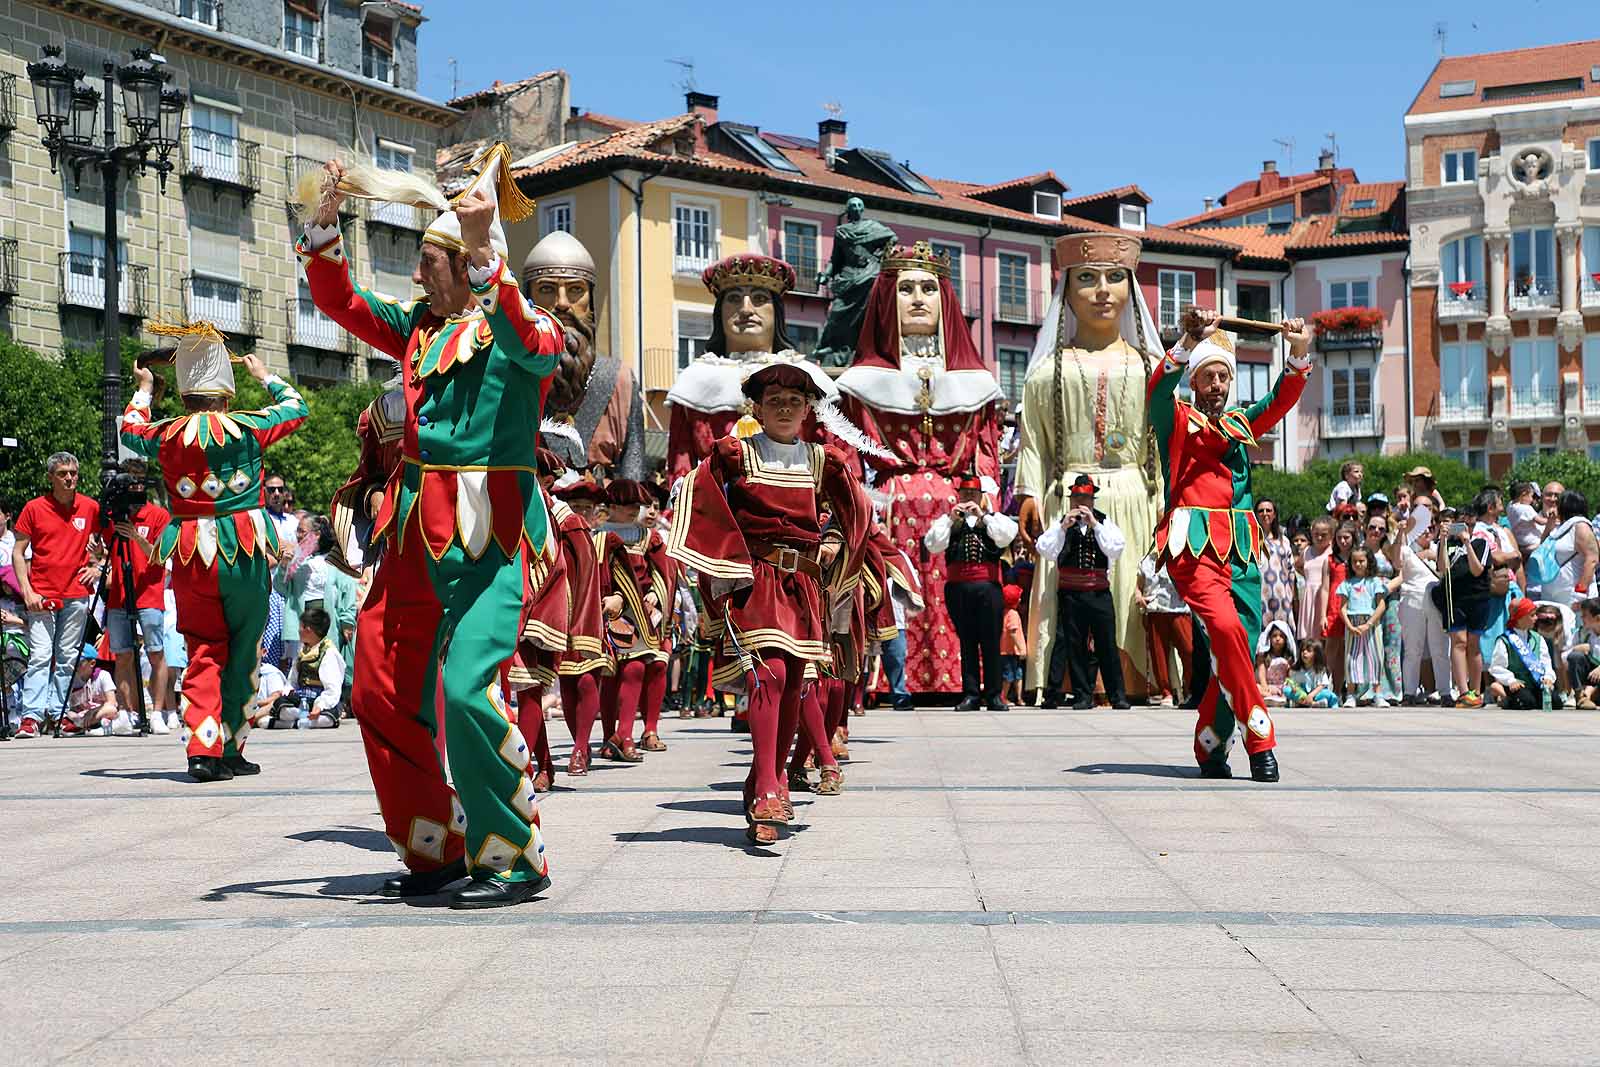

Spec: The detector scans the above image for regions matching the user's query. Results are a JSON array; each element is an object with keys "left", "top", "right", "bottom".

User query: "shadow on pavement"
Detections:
[
  {"left": 616, "top": 824, "right": 797, "bottom": 854},
  {"left": 201, "top": 872, "right": 396, "bottom": 903},
  {"left": 286, "top": 826, "right": 393, "bottom": 853},
  {"left": 658, "top": 798, "right": 745, "bottom": 816},
  {"left": 1066, "top": 762, "right": 1190, "bottom": 778},
  {"left": 81, "top": 768, "right": 194, "bottom": 783}
]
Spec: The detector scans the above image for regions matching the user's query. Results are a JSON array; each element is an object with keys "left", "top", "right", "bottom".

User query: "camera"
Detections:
[{"left": 101, "top": 470, "right": 147, "bottom": 526}]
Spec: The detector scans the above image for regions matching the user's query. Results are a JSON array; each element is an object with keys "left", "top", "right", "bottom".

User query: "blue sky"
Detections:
[{"left": 416, "top": 1, "right": 1590, "bottom": 224}]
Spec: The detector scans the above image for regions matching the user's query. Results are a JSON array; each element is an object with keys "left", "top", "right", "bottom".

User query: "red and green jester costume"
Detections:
[
  {"left": 120, "top": 323, "right": 307, "bottom": 771},
  {"left": 1147, "top": 330, "right": 1308, "bottom": 778},
  {"left": 298, "top": 145, "right": 566, "bottom": 896}
]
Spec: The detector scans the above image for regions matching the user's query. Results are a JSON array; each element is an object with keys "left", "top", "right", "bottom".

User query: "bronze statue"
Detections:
[{"left": 814, "top": 197, "right": 896, "bottom": 367}]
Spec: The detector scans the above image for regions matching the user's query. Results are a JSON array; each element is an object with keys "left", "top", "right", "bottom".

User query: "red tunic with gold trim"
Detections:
[
  {"left": 597, "top": 526, "right": 672, "bottom": 667},
  {"left": 667, "top": 433, "right": 871, "bottom": 689},
  {"left": 555, "top": 503, "right": 607, "bottom": 677},
  {"left": 509, "top": 490, "right": 571, "bottom": 690}
]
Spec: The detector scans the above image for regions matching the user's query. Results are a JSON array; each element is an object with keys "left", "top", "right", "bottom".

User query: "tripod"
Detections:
[{"left": 52, "top": 532, "right": 151, "bottom": 738}]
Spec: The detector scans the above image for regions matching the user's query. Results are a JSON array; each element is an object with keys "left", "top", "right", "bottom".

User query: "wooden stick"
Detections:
[{"left": 1213, "top": 315, "right": 1286, "bottom": 334}]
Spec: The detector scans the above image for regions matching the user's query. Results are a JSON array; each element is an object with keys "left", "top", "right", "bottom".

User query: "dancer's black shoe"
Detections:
[
  {"left": 1249, "top": 750, "right": 1280, "bottom": 782},
  {"left": 382, "top": 858, "right": 468, "bottom": 898},
  {"left": 187, "top": 756, "right": 234, "bottom": 782},
  {"left": 449, "top": 873, "right": 551, "bottom": 910},
  {"left": 222, "top": 754, "right": 260, "bottom": 776},
  {"left": 985, "top": 698, "right": 1008, "bottom": 711},
  {"left": 954, "top": 696, "right": 982, "bottom": 712},
  {"left": 1197, "top": 757, "right": 1233, "bottom": 779}
]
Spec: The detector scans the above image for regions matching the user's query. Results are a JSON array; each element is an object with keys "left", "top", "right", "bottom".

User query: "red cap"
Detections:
[
  {"left": 957, "top": 475, "right": 983, "bottom": 491},
  {"left": 1509, "top": 597, "right": 1537, "bottom": 626},
  {"left": 1070, "top": 474, "right": 1098, "bottom": 495},
  {"left": 604, "top": 478, "right": 651, "bottom": 507}
]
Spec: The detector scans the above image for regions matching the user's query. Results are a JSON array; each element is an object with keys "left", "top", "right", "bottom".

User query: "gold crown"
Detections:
[
  {"left": 1057, "top": 233, "right": 1142, "bottom": 270},
  {"left": 701, "top": 254, "right": 796, "bottom": 296},
  {"left": 880, "top": 240, "right": 951, "bottom": 278}
]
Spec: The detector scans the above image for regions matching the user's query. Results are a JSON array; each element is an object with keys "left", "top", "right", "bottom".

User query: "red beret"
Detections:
[{"left": 605, "top": 478, "right": 651, "bottom": 507}]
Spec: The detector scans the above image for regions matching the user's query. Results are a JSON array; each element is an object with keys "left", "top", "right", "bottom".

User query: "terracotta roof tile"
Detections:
[
  {"left": 1060, "top": 214, "right": 1242, "bottom": 254},
  {"left": 1185, "top": 223, "right": 1293, "bottom": 263},
  {"left": 1338, "top": 180, "right": 1403, "bottom": 218},
  {"left": 448, "top": 70, "right": 562, "bottom": 109},
  {"left": 1408, "top": 38, "right": 1600, "bottom": 116},
  {"left": 966, "top": 170, "right": 1067, "bottom": 196},
  {"left": 1166, "top": 176, "right": 1336, "bottom": 228},
  {"left": 576, "top": 111, "right": 639, "bottom": 132},
  {"left": 1060, "top": 184, "right": 1151, "bottom": 208}
]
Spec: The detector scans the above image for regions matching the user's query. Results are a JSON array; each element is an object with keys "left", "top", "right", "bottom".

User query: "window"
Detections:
[
  {"left": 1583, "top": 227, "right": 1600, "bottom": 290},
  {"left": 1118, "top": 203, "right": 1145, "bottom": 230},
  {"left": 857, "top": 149, "right": 936, "bottom": 196},
  {"left": 1459, "top": 448, "right": 1486, "bottom": 472},
  {"left": 1236, "top": 283, "right": 1273, "bottom": 323},
  {"left": 782, "top": 219, "right": 820, "bottom": 292},
  {"left": 1590, "top": 443, "right": 1600, "bottom": 463},
  {"left": 66, "top": 228, "right": 126, "bottom": 304},
  {"left": 1440, "top": 80, "right": 1476, "bottom": 99},
  {"left": 1243, "top": 202, "right": 1294, "bottom": 226},
  {"left": 1582, "top": 334, "right": 1600, "bottom": 408},
  {"left": 1327, "top": 355, "right": 1374, "bottom": 417},
  {"left": 1235, "top": 362, "right": 1271, "bottom": 407},
  {"left": 996, "top": 252, "right": 1029, "bottom": 320},
  {"left": 1440, "top": 340, "right": 1487, "bottom": 414},
  {"left": 1351, "top": 198, "right": 1377, "bottom": 210},
  {"left": 1034, "top": 191, "right": 1061, "bottom": 219},
  {"left": 1511, "top": 227, "right": 1556, "bottom": 296},
  {"left": 1510, "top": 337, "right": 1559, "bottom": 414},
  {"left": 189, "top": 101, "right": 241, "bottom": 183},
  {"left": 542, "top": 201, "right": 572, "bottom": 236},
  {"left": 284, "top": 3, "right": 319, "bottom": 60},
  {"left": 996, "top": 347, "right": 1030, "bottom": 406},
  {"left": 374, "top": 139, "right": 412, "bottom": 173},
  {"left": 362, "top": 33, "right": 394, "bottom": 83},
  {"left": 721, "top": 125, "right": 801, "bottom": 173},
  {"left": 179, "top": 0, "right": 220, "bottom": 28},
  {"left": 1329, "top": 280, "right": 1372, "bottom": 309},
  {"left": 676, "top": 308, "right": 712, "bottom": 369},
  {"left": 672, "top": 202, "right": 716, "bottom": 273},
  {"left": 1441, "top": 235, "right": 1484, "bottom": 288},
  {"left": 1590, "top": 138, "right": 1600, "bottom": 171},
  {"left": 1158, "top": 269, "right": 1196, "bottom": 330},
  {"left": 929, "top": 240, "right": 964, "bottom": 301},
  {"left": 371, "top": 233, "right": 415, "bottom": 301},
  {"left": 1442, "top": 149, "right": 1478, "bottom": 185},
  {"left": 788, "top": 323, "right": 820, "bottom": 356}
]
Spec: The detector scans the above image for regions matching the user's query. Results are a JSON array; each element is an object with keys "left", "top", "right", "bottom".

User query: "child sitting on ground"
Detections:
[
  {"left": 1564, "top": 597, "right": 1600, "bottom": 709},
  {"left": 1284, "top": 639, "right": 1339, "bottom": 708},
  {"left": 1255, "top": 621, "right": 1295, "bottom": 707},
  {"left": 251, "top": 660, "right": 293, "bottom": 728},
  {"left": 276, "top": 607, "right": 344, "bottom": 729},
  {"left": 1000, "top": 583, "right": 1026, "bottom": 706},
  {"left": 1488, "top": 597, "right": 1559, "bottom": 710},
  {"left": 62, "top": 644, "right": 129, "bottom": 735}
]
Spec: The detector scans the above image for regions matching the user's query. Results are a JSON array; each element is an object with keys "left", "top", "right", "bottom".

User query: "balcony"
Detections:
[
  {"left": 673, "top": 246, "right": 720, "bottom": 277},
  {"left": 1583, "top": 276, "right": 1600, "bottom": 313},
  {"left": 1584, "top": 382, "right": 1600, "bottom": 417},
  {"left": 0, "top": 238, "right": 16, "bottom": 302},
  {"left": 289, "top": 349, "right": 352, "bottom": 385},
  {"left": 286, "top": 298, "right": 355, "bottom": 355},
  {"left": 183, "top": 275, "right": 261, "bottom": 338},
  {"left": 789, "top": 261, "right": 823, "bottom": 296},
  {"left": 1320, "top": 405, "right": 1385, "bottom": 439},
  {"left": 1437, "top": 390, "right": 1489, "bottom": 425},
  {"left": 1317, "top": 328, "right": 1382, "bottom": 352},
  {"left": 180, "top": 128, "right": 260, "bottom": 201},
  {"left": 1509, "top": 282, "right": 1558, "bottom": 316},
  {"left": 1509, "top": 384, "right": 1560, "bottom": 420},
  {"left": 365, "top": 199, "right": 426, "bottom": 234},
  {"left": 993, "top": 287, "right": 1043, "bottom": 326},
  {"left": 58, "top": 253, "right": 148, "bottom": 316},
  {"left": 0, "top": 73, "right": 15, "bottom": 141},
  {"left": 1438, "top": 283, "right": 1487, "bottom": 323},
  {"left": 178, "top": 0, "right": 221, "bottom": 29}
]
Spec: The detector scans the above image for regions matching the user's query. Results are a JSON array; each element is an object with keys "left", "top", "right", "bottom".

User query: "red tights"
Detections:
[
  {"left": 513, "top": 686, "right": 555, "bottom": 777},
  {"left": 745, "top": 651, "right": 805, "bottom": 804},
  {"left": 789, "top": 678, "right": 843, "bottom": 773},
  {"left": 559, "top": 672, "right": 600, "bottom": 754},
  {"left": 600, "top": 657, "right": 666, "bottom": 743}
]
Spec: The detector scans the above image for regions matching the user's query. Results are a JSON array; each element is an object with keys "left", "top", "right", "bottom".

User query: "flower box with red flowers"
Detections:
[{"left": 1312, "top": 307, "right": 1384, "bottom": 350}]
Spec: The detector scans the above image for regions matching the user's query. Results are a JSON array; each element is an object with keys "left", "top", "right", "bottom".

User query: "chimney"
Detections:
[
  {"left": 686, "top": 90, "right": 719, "bottom": 125},
  {"left": 1317, "top": 149, "right": 1335, "bottom": 173},
  {"left": 818, "top": 118, "right": 847, "bottom": 166},
  {"left": 1259, "top": 160, "right": 1281, "bottom": 194},
  {"left": 1202, "top": 196, "right": 1215, "bottom": 212}
]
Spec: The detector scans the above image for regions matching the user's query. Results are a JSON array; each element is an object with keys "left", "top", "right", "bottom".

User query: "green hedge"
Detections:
[
  {"left": 0, "top": 335, "right": 376, "bottom": 517},
  {"left": 1251, "top": 452, "right": 1491, "bottom": 526},
  {"left": 1504, "top": 452, "right": 1600, "bottom": 512}
]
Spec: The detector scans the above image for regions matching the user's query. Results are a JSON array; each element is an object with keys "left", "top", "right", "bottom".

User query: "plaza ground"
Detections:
[{"left": 4, "top": 705, "right": 1600, "bottom": 1064}]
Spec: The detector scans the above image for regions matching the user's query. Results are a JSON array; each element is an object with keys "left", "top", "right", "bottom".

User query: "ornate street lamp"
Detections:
[{"left": 24, "top": 43, "right": 186, "bottom": 519}]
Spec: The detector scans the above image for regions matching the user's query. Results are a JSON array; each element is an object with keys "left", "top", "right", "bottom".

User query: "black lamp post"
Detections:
[{"left": 25, "top": 45, "right": 185, "bottom": 486}]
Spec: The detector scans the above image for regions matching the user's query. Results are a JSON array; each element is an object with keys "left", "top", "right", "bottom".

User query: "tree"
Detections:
[
  {"left": 1506, "top": 452, "right": 1600, "bottom": 512},
  {"left": 236, "top": 376, "right": 381, "bottom": 513},
  {"left": 1251, "top": 451, "right": 1488, "bottom": 529},
  {"left": 0, "top": 337, "right": 103, "bottom": 508}
]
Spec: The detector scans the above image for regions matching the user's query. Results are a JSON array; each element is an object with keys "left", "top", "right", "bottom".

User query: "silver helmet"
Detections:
[{"left": 522, "top": 229, "right": 596, "bottom": 288}]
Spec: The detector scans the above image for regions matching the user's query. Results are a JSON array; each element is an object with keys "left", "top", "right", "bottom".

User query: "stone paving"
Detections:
[{"left": 4, "top": 705, "right": 1600, "bottom": 1065}]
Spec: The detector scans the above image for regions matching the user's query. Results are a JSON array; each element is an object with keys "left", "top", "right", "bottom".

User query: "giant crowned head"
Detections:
[
  {"left": 702, "top": 253, "right": 796, "bottom": 356},
  {"left": 851, "top": 241, "right": 985, "bottom": 372},
  {"left": 522, "top": 229, "right": 598, "bottom": 417}
]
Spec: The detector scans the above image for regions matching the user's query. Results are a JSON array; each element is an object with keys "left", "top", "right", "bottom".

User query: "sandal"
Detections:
[
  {"left": 531, "top": 770, "right": 551, "bottom": 794},
  {"left": 749, "top": 795, "right": 788, "bottom": 828},
  {"left": 640, "top": 731, "right": 667, "bottom": 752},
  {"left": 816, "top": 767, "right": 842, "bottom": 795},
  {"left": 831, "top": 727, "right": 849, "bottom": 761},
  {"left": 746, "top": 823, "right": 779, "bottom": 845},
  {"left": 787, "top": 768, "right": 811, "bottom": 794},
  {"left": 603, "top": 736, "right": 643, "bottom": 763},
  {"left": 568, "top": 747, "right": 589, "bottom": 777}
]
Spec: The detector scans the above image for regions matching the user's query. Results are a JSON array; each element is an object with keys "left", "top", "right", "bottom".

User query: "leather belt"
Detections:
[{"left": 747, "top": 539, "right": 822, "bottom": 580}]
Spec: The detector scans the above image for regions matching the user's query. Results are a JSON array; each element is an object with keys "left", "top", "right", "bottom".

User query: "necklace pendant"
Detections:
[{"left": 1105, "top": 429, "right": 1128, "bottom": 452}]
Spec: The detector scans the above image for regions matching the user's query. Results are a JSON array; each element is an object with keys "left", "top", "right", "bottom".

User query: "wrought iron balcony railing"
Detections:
[
  {"left": 672, "top": 246, "right": 720, "bottom": 276},
  {"left": 1317, "top": 328, "right": 1383, "bottom": 351},
  {"left": 1319, "top": 404, "right": 1384, "bottom": 438},
  {"left": 1437, "top": 390, "right": 1489, "bottom": 425},
  {"left": 0, "top": 73, "right": 16, "bottom": 141},
  {"left": 178, "top": 0, "right": 222, "bottom": 29},
  {"left": 183, "top": 275, "right": 261, "bottom": 337},
  {"left": 286, "top": 298, "right": 355, "bottom": 354},
  {"left": 1509, "top": 384, "right": 1560, "bottom": 418},
  {"left": 993, "top": 287, "right": 1043, "bottom": 326},
  {"left": 180, "top": 127, "right": 261, "bottom": 200},
  {"left": 364, "top": 199, "right": 426, "bottom": 233},
  {"left": 1438, "top": 283, "right": 1487, "bottom": 320},
  {"left": 58, "top": 253, "right": 147, "bottom": 316},
  {"left": 0, "top": 238, "right": 16, "bottom": 300}
]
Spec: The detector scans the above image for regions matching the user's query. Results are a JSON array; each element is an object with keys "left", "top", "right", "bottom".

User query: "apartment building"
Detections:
[
  {"left": 1405, "top": 39, "right": 1600, "bottom": 475},
  {"left": 0, "top": 0, "right": 455, "bottom": 383}
]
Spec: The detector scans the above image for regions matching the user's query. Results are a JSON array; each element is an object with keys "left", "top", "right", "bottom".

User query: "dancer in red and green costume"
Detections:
[
  {"left": 1148, "top": 307, "right": 1313, "bottom": 782},
  {"left": 122, "top": 323, "right": 307, "bottom": 783},
  {"left": 298, "top": 145, "right": 567, "bottom": 909}
]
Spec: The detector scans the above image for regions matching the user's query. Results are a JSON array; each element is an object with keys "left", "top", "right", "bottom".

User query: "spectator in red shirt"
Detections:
[
  {"left": 11, "top": 452, "right": 101, "bottom": 736},
  {"left": 99, "top": 459, "right": 173, "bottom": 733}
]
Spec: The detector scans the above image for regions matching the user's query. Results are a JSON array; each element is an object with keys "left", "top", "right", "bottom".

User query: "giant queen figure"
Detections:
[
  {"left": 1016, "top": 234, "right": 1163, "bottom": 696},
  {"left": 835, "top": 241, "right": 1004, "bottom": 694}
]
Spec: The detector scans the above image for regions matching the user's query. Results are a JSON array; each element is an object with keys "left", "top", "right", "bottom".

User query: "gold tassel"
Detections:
[{"left": 735, "top": 413, "right": 762, "bottom": 438}]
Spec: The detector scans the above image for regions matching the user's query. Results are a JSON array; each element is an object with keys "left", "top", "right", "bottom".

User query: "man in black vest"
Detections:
[
  {"left": 1039, "top": 475, "right": 1129, "bottom": 710},
  {"left": 924, "top": 475, "right": 1018, "bottom": 711}
]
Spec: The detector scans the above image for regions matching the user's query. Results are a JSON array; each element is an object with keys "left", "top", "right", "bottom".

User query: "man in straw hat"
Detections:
[
  {"left": 1148, "top": 306, "right": 1313, "bottom": 782},
  {"left": 297, "top": 145, "right": 568, "bottom": 908},
  {"left": 122, "top": 322, "right": 308, "bottom": 783}
]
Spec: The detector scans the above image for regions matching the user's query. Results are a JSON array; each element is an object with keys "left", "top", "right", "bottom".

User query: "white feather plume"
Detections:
[
  {"left": 539, "top": 417, "right": 582, "bottom": 447},
  {"left": 813, "top": 396, "right": 895, "bottom": 461}
]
